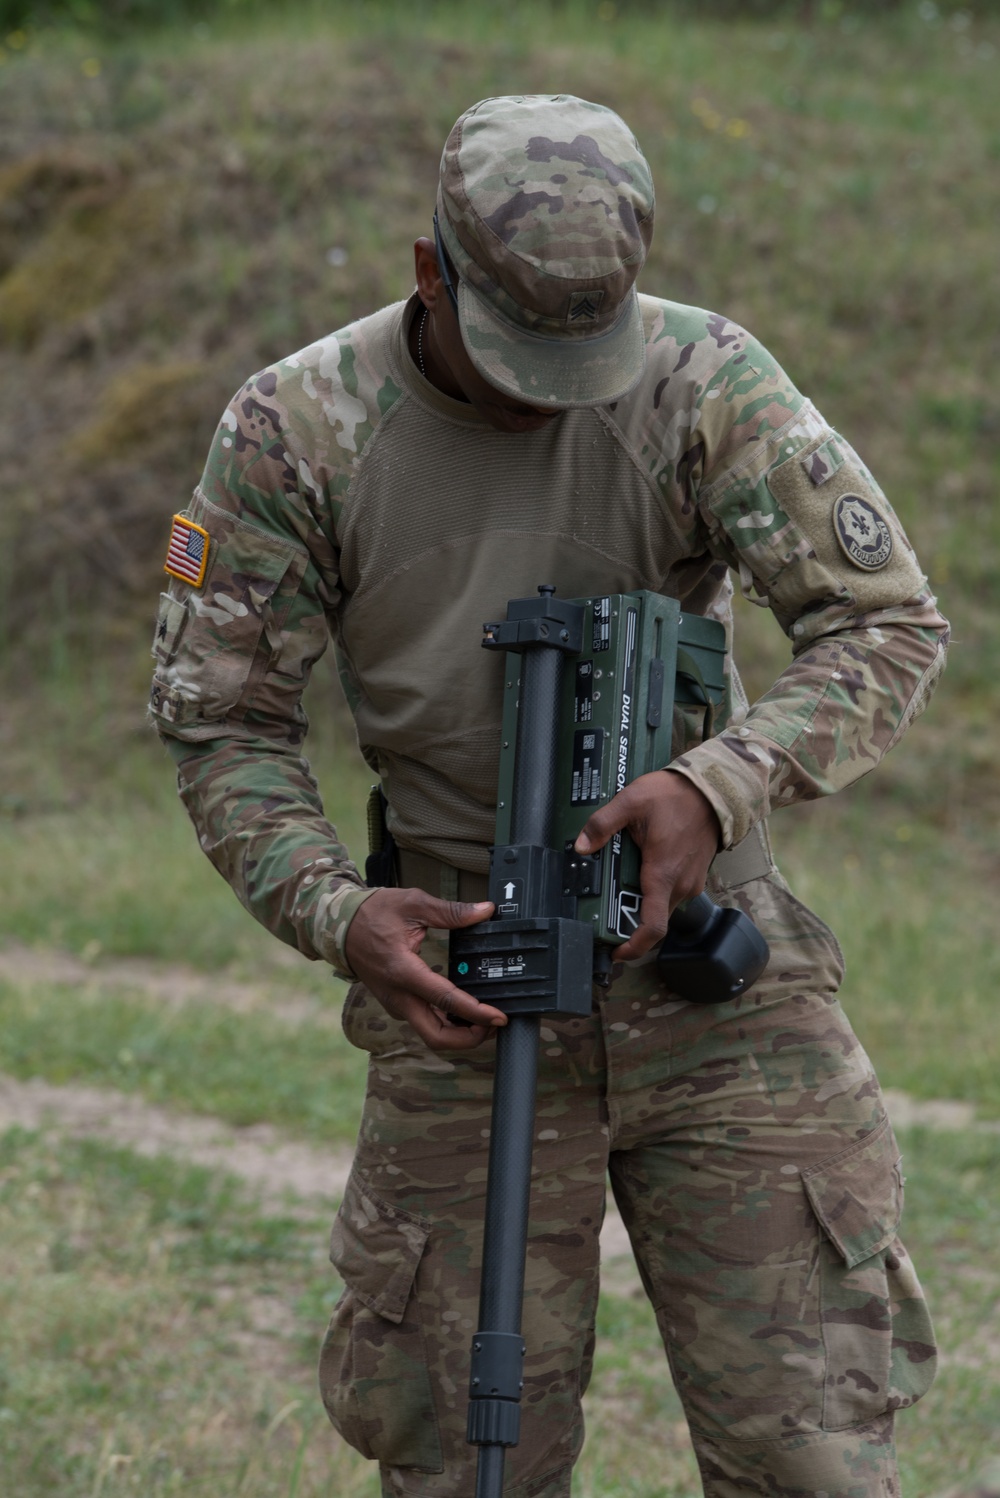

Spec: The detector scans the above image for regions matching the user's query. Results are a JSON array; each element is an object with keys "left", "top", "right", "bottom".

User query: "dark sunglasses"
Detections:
[{"left": 433, "top": 210, "right": 460, "bottom": 315}]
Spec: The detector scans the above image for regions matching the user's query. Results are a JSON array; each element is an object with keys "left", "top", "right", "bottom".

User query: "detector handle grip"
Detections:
[{"left": 657, "top": 891, "right": 770, "bottom": 1003}]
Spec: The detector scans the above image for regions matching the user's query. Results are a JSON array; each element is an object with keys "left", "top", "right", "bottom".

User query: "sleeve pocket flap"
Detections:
[
  {"left": 801, "top": 1114, "right": 902, "bottom": 1268},
  {"left": 194, "top": 490, "right": 307, "bottom": 583},
  {"left": 329, "top": 1174, "right": 430, "bottom": 1324}
]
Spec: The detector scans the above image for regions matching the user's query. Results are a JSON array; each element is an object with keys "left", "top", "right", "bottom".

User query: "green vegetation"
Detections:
[
  {"left": 0, "top": 1129, "right": 367, "bottom": 1497},
  {"left": 0, "top": 4, "right": 998, "bottom": 1495},
  {"left": 773, "top": 803, "right": 1000, "bottom": 1115},
  {"left": 0, "top": 657, "right": 371, "bottom": 970},
  {"left": 0, "top": 976, "right": 369, "bottom": 1139}
]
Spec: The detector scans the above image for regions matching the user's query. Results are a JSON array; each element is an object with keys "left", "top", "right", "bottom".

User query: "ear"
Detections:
[{"left": 414, "top": 236, "right": 443, "bottom": 310}]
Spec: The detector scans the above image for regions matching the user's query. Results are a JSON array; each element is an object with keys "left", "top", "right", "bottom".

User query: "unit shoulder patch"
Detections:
[
  {"left": 833, "top": 493, "right": 893, "bottom": 571},
  {"left": 763, "top": 431, "right": 925, "bottom": 616},
  {"left": 164, "top": 514, "right": 210, "bottom": 588}
]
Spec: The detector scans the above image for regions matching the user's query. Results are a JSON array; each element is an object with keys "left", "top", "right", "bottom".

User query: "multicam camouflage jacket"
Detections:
[{"left": 150, "top": 293, "right": 948, "bottom": 979}]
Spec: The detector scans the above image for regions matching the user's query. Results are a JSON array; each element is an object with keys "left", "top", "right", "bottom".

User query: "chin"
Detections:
[{"left": 482, "top": 405, "right": 559, "bottom": 434}]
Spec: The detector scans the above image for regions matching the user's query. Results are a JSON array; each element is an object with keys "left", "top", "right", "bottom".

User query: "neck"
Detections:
[{"left": 411, "top": 303, "right": 468, "bottom": 402}]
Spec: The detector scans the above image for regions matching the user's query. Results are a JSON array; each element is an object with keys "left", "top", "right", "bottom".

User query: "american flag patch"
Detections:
[{"left": 164, "top": 514, "right": 210, "bottom": 588}]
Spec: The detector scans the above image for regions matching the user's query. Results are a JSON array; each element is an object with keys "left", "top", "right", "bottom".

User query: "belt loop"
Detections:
[{"left": 439, "top": 864, "right": 459, "bottom": 902}]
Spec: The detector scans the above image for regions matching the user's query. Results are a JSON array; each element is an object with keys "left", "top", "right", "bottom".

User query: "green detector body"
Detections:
[{"left": 492, "top": 590, "right": 726, "bottom": 947}]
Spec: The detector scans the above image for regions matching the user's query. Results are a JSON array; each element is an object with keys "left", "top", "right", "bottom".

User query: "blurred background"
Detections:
[{"left": 0, "top": 2, "right": 997, "bottom": 1494}]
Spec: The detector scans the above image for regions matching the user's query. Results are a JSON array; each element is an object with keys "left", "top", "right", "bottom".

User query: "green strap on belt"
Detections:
[
  {"left": 366, "top": 784, "right": 386, "bottom": 855},
  {"left": 365, "top": 785, "right": 398, "bottom": 888},
  {"left": 676, "top": 646, "right": 718, "bottom": 739}
]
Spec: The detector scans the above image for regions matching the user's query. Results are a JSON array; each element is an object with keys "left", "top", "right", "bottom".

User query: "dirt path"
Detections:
[
  {"left": 0, "top": 934, "right": 344, "bottom": 1018},
  {"left": 0, "top": 940, "right": 336, "bottom": 1024},
  {"left": 0, "top": 1071, "right": 355, "bottom": 1211},
  {"left": 0, "top": 1070, "right": 638, "bottom": 1258}
]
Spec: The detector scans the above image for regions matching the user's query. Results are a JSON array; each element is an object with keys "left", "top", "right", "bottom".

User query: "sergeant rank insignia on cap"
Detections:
[
  {"left": 833, "top": 494, "right": 893, "bottom": 571},
  {"left": 164, "top": 514, "right": 210, "bottom": 587}
]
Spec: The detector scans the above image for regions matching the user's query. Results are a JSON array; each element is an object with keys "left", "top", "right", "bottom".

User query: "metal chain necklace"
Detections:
[{"left": 417, "top": 305, "right": 428, "bottom": 379}]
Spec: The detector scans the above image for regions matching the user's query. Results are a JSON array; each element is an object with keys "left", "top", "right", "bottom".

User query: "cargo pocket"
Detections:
[
  {"left": 319, "top": 1173, "right": 443, "bottom": 1472},
  {"left": 802, "top": 1114, "right": 937, "bottom": 1431},
  {"left": 149, "top": 492, "right": 307, "bottom": 734}
]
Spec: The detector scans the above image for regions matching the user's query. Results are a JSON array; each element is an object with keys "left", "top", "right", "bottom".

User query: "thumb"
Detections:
[
  {"left": 575, "top": 799, "right": 627, "bottom": 856},
  {"left": 422, "top": 898, "right": 495, "bottom": 930}
]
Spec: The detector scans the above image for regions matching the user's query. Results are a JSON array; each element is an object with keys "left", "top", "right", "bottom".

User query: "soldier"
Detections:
[{"left": 151, "top": 95, "right": 947, "bottom": 1498}]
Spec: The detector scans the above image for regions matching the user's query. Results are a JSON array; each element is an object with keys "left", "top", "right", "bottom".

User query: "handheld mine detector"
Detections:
[{"left": 448, "top": 585, "right": 770, "bottom": 1498}]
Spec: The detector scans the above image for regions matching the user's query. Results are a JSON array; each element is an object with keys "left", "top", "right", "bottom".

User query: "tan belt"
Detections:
[
  {"left": 396, "top": 847, "right": 490, "bottom": 903},
  {"left": 396, "top": 823, "right": 771, "bottom": 902}
]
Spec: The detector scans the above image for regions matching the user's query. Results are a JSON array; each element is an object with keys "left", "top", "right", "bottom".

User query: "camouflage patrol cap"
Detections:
[{"left": 436, "top": 94, "right": 655, "bottom": 408}]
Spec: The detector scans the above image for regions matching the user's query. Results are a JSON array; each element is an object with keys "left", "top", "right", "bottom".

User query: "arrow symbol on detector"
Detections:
[{"left": 504, "top": 882, "right": 517, "bottom": 900}]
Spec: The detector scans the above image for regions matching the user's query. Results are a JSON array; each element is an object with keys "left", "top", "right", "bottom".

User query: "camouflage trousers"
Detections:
[{"left": 319, "top": 869, "right": 936, "bottom": 1497}]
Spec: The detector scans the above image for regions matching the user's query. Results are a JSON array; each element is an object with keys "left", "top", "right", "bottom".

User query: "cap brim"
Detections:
[{"left": 457, "top": 282, "right": 647, "bottom": 410}]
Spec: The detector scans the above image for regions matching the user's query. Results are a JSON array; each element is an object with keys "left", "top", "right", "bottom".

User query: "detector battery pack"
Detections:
[{"left": 490, "top": 591, "right": 726, "bottom": 948}]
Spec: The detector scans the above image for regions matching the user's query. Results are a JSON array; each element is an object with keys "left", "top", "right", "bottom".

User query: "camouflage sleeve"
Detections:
[
  {"left": 149, "top": 365, "right": 382, "bottom": 979},
  {"left": 669, "top": 387, "right": 950, "bottom": 848}
]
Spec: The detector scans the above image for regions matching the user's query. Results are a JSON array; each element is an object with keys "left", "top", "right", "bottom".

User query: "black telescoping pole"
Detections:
[
  {"left": 469, "top": 606, "right": 567, "bottom": 1498},
  {"left": 457, "top": 584, "right": 769, "bottom": 1496}
]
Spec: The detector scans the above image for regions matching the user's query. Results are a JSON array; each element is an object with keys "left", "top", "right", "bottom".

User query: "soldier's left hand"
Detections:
[{"left": 574, "top": 770, "right": 721, "bottom": 961}]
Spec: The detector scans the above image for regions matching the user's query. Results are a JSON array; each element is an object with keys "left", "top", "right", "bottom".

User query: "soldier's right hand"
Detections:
[{"left": 343, "top": 889, "right": 506, "bottom": 1051}]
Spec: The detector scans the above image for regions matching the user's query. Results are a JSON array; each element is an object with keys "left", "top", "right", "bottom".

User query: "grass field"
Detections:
[{"left": 1, "top": 2, "right": 999, "bottom": 1495}]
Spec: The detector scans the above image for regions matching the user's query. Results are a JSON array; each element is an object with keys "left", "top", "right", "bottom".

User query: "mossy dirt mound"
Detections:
[
  {"left": 0, "top": 29, "right": 453, "bottom": 650},
  {"left": 0, "top": 10, "right": 997, "bottom": 824}
]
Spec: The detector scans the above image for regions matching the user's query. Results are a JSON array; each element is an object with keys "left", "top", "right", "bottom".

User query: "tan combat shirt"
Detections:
[{"left": 150, "top": 294, "right": 948, "bottom": 978}]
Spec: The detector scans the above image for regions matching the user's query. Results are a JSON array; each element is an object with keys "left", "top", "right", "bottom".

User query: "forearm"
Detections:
[
  {"left": 669, "top": 592, "right": 949, "bottom": 847},
  {"left": 162, "top": 729, "right": 374, "bottom": 977}
]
